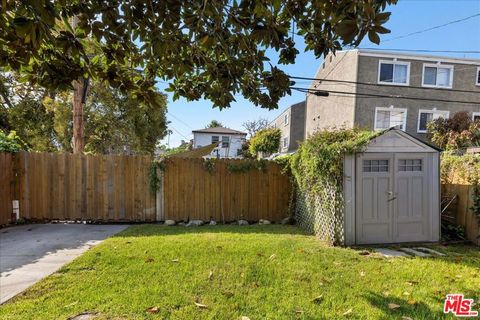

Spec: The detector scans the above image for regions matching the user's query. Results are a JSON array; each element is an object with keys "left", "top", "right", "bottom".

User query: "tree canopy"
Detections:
[
  {"left": 249, "top": 127, "right": 281, "bottom": 156},
  {"left": 206, "top": 120, "right": 224, "bottom": 128},
  {"left": 0, "top": 73, "right": 168, "bottom": 154},
  {"left": 1, "top": 1, "right": 396, "bottom": 109}
]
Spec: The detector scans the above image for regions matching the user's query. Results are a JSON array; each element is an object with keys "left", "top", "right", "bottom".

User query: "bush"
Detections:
[
  {"left": 0, "top": 131, "right": 27, "bottom": 152},
  {"left": 427, "top": 111, "right": 480, "bottom": 150},
  {"left": 249, "top": 128, "right": 281, "bottom": 156}
]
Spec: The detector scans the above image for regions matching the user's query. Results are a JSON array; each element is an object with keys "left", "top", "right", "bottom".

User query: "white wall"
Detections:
[{"left": 193, "top": 133, "right": 246, "bottom": 158}]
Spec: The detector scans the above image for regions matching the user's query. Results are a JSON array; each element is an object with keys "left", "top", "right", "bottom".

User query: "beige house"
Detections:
[
  {"left": 305, "top": 49, "right": 480, "bottom": 140},
  {"left": 269, "top": 101, "right": 306, "bottom": 153}
]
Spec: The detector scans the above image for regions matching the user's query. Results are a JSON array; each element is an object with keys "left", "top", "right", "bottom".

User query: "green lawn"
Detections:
[{"left": 1, "top": 225, "right": 479, "bottom": 319}]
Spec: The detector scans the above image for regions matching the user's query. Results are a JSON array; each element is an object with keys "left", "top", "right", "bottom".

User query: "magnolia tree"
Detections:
[{"left": 1, "top": 0, "right": 396, "bottom": 152}]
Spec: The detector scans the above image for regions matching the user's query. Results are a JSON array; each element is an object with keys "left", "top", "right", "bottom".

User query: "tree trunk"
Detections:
[
  {"left": 72, "top": 79, "right": 85, "bottom": 154},
  {"left": 71, "top": 15, "right": 85, "bottom": 154}
]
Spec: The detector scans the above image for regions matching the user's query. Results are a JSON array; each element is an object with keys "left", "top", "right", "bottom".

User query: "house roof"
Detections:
[
  {"left": 350, "top": 49, "right": 480, "bottom": 65},
  {"left": 168, "top": 143, "right": 219, "bottom": 158},
  {"left": 192, "top": 127, "right": 247, "bottom": 135}
]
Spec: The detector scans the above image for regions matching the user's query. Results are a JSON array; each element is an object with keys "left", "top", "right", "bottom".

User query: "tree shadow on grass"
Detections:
[
  {"left": 364, "top": 291, "right": 447, "bottom": 319},
  {"left": 112, "top": 224, "right": 308, "bottom": 238}
]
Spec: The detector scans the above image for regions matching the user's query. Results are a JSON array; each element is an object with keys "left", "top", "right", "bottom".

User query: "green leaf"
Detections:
[{"left": 368, "top": 31, "right": 380, "bottom": 44}]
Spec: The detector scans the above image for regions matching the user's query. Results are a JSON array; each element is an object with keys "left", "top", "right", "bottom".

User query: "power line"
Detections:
[
  {"left": 383, "top": 13, "right": 480, "bottom": 42},
  {"left": 167, "top": 111, "right": 195, "bottom": 130},
  {"left": 289, "top": 75, "right": 480, "bottom": 95},
  {"left": 169, "top": 125, "right": 190, "bottom": 140},
  {"left": 358, "top": 47, "right": 480, "bottom": 54},
  {"left": 290, "top": 87, "right": 480, "bottom": 105}
]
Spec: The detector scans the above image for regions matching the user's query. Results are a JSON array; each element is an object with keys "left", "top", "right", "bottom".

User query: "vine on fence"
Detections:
[
  {"left": 441, "top": 152, "right": 480, "bottom": 221},
  {"left": 203, "top": 158, "right": 216, "bottom": 174},
  {"left": 287, "top": 128, "right": 381, "bottom": 244},
  {"left": 227, "top": 159, "right": 267, "bottom": 173},
  {"left": 149, "top": 158, "right": 166, "bottom": 194}
]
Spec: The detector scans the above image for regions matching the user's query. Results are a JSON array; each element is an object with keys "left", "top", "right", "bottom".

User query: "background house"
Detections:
[
  {"left": 269, "top": 101, "right": 306, "bottom": 153},
  {"left": 192, "top": 127, "right": 246, "bottom": 158},
  {"left": 305, "top": 49, "right": 480, "bottom": 141}
]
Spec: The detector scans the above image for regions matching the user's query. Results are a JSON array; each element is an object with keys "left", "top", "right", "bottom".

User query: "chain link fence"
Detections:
[{"left": 294, "top": 181, "right": 345, "bottom": 245}]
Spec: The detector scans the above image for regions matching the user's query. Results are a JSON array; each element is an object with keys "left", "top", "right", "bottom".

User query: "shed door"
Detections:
[{"left": 355, "top": 153, "right": 431, "bottom": 244}]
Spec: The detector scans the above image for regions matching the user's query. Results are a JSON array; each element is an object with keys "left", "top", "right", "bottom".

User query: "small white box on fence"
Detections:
[{"left": 12, "top": 200, "right": 19, "bottom": 220}]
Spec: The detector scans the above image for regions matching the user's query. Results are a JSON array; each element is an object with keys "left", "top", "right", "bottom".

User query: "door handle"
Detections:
[
  {"left": 387, "top": 191, "right": 396, "bottom": 202},
  {"left": 387, "top": 191, "right": 393, "bottom": 196}
]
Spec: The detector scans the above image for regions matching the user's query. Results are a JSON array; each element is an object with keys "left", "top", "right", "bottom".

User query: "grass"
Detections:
[{"left": 1, "top": 225, "right": 479, "bottom": 319}]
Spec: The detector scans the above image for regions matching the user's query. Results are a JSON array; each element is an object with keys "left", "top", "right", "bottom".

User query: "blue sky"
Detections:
[{"left": 159, "top": 0, "right": 480, "bottom": 147}]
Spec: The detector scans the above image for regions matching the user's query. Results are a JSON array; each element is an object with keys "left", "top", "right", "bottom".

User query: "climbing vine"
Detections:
[
  {"left": 227, "top": 159, "right": 267, "bottom": 173},
  {"left": 203, "top": 158, "right": 216, "bottom": 174},
  {"left": 149, "top": 158, "right": 166, "bottom": 194},
  {"left": 441, "top": 152, "right": 480, "bottom": 221},
  {"left": 288, "top": 128, "right": 381, "bottom": 244}
]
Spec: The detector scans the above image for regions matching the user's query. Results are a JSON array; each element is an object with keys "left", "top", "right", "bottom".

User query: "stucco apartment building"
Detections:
[
  {"left": 305, "top": 49, "right": 480, "bottom": 140},
  {"left": 269, "top": 101, "right": 306, "bottom": 153}
]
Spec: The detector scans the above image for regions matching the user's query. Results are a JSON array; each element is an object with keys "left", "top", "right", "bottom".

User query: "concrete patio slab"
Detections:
[
  {"left": 413, "top": 247, "right": 446, "bottom": 256},
  {"left": 0, "top": 224, "right": 128, "bottom": 304},
  {"left": 374, "top": 248, "right": 410, "bottom": 257},
  {"left": 398, "top": 247, "right": 431, "bottom": 257}
]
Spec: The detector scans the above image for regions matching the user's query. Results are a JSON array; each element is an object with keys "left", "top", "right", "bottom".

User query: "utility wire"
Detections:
[
  {"left": 383, "top": 13, "right": 480, "bottom": 42},
  {"left": 167, "top": 111, "right": 195, "bottom": 130},
  {"left": 290, "top": 87, "right": 480, "bottom": 105},
  {"left": 289, "top": 75, "right": 480, "bottom": 95},
  {"left": 358, "top": 48, "right": 480, "bottom": 54}
]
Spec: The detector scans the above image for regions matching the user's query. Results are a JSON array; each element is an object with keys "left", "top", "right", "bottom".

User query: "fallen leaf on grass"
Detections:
[
  {"left": 240, "top": 316, "right": 250, "bottom": 320},
  {"left": 358, "top": 250, "right": 370, "bottom": 256},
  {"left": 146, "top": 306, "right": 160, "bottom": 314},
  {"left": 268, "top": 254, "right": 277, "bottom": 261},
  {"left": 312, "top": 295, "right": 324, "bottom": 304},
  {"left": 222, "top": 291, "right": 234, "bottom": 298},
  {"left": 401, "top": 317, "right": 413, "bottom": 320},
  {"left": 171, "top": 259, "right": 179, "bottom": 262},
  {"left": 342, "top": 308, "right": 352, "bottom": 316},
  {"left": 145, "top": 258, "right": 154, "bottom": 263},
  {"left": 295, "top": 309, "right": 304, "bottom": 314},
  {"left": 388, "top": 303, "right": 401, "bottom": 310},
  {"left": 407, "top": 300, "right": 417, "bottom": 305},
  {"left": 208, "top": 270, "right": 214, "bottom": 280},
  {"left": 406, "top": 281, "right": 418, "bottom": 286},
  {"left": 403, "top": 291, "right": 411, "bottom": 296},
  {"left": 194, "top": 302, "right": 208, "bottom": 309},
  {"left": 360, "top": 271, "right": 366, "bottom": 277}
]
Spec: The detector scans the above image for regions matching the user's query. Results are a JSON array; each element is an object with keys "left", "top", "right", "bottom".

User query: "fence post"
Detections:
[{"left": 156, "top": 169, "right": 164, "bottom": 222}]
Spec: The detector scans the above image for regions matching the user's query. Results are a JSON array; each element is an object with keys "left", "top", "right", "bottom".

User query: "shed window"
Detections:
[
  {"left": 363, "top": 160, "right": 389, "bottom": 172},
  {"left": 378, "top": 61, "right": 409, "bottom": 85},
  {"left": 221, "top": 136, "right": 230, "bottom": 148},
  {"left": 399, "top": 159, "right": 422, "bottom": 172},
  {"left": 417, "top": 110, "right": 449, "bottom": 133},
  {"left": 422, "top": 64, "right": 453, "bottom": 88}
]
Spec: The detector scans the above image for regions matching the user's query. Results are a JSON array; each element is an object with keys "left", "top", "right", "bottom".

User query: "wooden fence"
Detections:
[
  {"left": 163, "top": 158, "right": 291, "bottom": 222},
  {"left": 0, "top": 153, "right": 15, "bottom": 225},
  {"left": 0, "top": 152, "right": 291, "bottom": 224},
  {"left": 442, "top": 183, "right": 480, "bottom": 246}
]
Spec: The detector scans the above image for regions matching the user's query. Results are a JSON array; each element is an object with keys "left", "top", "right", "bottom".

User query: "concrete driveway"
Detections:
[{"left": 0, "top": 223, "right": 128, "bottom": 304}]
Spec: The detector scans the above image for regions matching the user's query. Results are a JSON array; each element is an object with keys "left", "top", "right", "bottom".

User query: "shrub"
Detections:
[
  {"left": 427, "top": 111, "right": 480, "bottom": 150},
  {"left": 249, "top": 128, "right": 281, "bottom": 156},
  {"left": 0, "top": 131, "right": 27, "bottom": 152}
]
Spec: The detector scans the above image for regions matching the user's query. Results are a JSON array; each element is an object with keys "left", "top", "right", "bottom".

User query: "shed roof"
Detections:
[
  {"left": 364, "top": 128, "right": 441, "bottom": 153},
  {"left": 192, "top": 127, "right": 247, "bottom": 135}
]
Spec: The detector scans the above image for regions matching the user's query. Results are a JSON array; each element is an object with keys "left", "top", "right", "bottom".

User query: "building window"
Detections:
[
  {"left": 476, "top": 67, "right": 480, "bottom": 86},
  {"left": 399, "top": 159, "right": 422, "bottom": 172},
  {"left": 363, "top": 160, "right": 389, "bottom": 172},
  {"left": 422, "top": 64, "right": 453, "bottom": 88},
  {"left": 221, "top": 136, "right": 229, "bottom": 148},
  {"left": 374, "top": 107, "right": 407, "bottom": 131},
  {"left": 417, "top": 109, "right": 449, "bottom": 133},
  {"left": 473, "top": 112, "right": 480, "bottom": 122},
  {"left": 211, "top": 136, "right": 219, "bottom": 144},
  {"left": 378, "top": 60, "right": 410, "bottom": 85},
  {"left": 283, "top": 137, "right": 288, "bottom": 149},
  {"left": 284, "top": 113, "right": 289, "bottom": 126}
]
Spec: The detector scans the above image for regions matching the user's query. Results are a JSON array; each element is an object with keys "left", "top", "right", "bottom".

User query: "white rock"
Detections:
[
  {"left": 281, "top": 217, "right": 292, "bottom": 225},
  {"left": 164, "top": 219, "right": 176, "bottom": 226},
  {"left": 259, "top": 219, "right": 271, "bottom": 225},
  {"left": 209, "top": 220, "right": 217, "bottom": 225},
  {"left": 186, "top": 219, "right": 204, "bottom": 227},
  {"left": 238, "top": 219, "right": 249, "bottom": 225}
]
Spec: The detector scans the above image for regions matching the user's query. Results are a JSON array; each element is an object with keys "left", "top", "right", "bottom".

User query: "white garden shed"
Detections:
[{"left": 343, "top": 129, "right": 441, "bottom": 245}]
